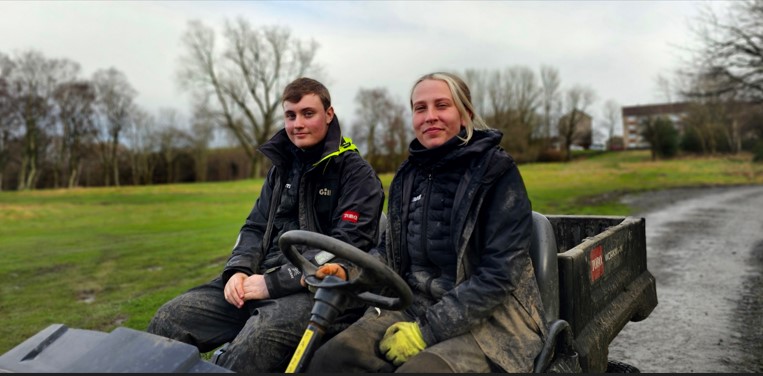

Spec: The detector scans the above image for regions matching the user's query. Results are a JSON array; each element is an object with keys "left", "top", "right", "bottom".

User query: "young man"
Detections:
[{"left": 147, "top": 77, "right": 385, "bottom": 373}]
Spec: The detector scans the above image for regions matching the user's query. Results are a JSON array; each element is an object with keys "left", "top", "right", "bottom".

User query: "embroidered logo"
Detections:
[
  {"left": 342, "top": 211, "right": 359, "bottom": 223},
  {"left": 319, "top": 188, "right": 332, "bottom": 196},
  {"left": 285, "top": 183, "right": 292, "bottom": 189},
  {"left": 412, "top": 194, "right": 422, "bottom": 203}
]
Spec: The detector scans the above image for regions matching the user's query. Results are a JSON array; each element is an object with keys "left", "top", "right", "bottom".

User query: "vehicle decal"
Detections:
[
  {"left": 286, "top": 327, "right": 315, "bottom": 373},
  {"left": 590, "top": 245, "right": 604, "bottom": 282},
  {"left": 605, "top": 245, "right": 624, "bottom": 262}
]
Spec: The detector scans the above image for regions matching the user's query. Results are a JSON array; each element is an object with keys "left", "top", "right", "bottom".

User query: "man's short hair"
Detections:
[{"left": 282, "top": 77, "right": 331, "bottom": 110}]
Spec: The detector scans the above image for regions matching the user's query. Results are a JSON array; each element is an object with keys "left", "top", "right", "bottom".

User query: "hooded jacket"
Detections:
[
  {"left": 377, "top": 129, "right": 548, "bottom": 372},
  {"left": 223, "top": 115, "right": 385, "bottom": 297}
]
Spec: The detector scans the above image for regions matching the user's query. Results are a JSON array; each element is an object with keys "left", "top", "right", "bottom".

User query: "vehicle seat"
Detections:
[
  {"left": 530, "top": 211, "right": 580, "bottom": 373},
  {"left": 378, "top": 212, "right": 387, "bottom": 245},
  {"left": 529, "top": 211, "right": 560, "bottom": 323}
]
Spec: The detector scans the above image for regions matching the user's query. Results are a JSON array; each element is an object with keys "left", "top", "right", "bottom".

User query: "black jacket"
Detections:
[
  {"left": 223, "top": 116, "right": 385, "bottom": 297},
  {"left": 377, "top": 129, "right": 547, "bottom": 372}
]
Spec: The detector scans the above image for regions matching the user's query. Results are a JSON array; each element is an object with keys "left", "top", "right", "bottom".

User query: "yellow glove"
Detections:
[{"left": 378, "top": 322, "right": 427, "bottom": 366}]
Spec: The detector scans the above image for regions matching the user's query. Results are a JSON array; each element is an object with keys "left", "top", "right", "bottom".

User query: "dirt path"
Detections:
[{"left": 607, "top": 185, "right": 763, "bottom": 373}]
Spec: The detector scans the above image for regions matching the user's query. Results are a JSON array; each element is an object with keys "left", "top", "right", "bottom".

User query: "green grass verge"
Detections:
[{"left": 0, "top": 150, "right": 761, "bottom": 354}]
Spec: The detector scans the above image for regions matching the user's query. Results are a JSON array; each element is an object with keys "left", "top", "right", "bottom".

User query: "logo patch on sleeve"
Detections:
[{"left": 341, "top": 211, "right": 359, "bottom": 223}]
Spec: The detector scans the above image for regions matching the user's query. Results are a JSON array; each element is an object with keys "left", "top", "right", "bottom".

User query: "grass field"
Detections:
[{"left": 1, "top": 149, "right": 762, "bottom": 354}]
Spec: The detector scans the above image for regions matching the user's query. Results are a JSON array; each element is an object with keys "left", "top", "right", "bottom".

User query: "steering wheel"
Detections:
[{"left": 278, "top": 230, "right": 412, "bottom": 311}]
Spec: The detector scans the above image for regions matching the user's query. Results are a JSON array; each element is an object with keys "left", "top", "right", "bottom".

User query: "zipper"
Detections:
[
  {"left": 262, "top": 170, "right": 284, "bottom": 254},
  {"left": 300, "top": 164, "right": 317, "bottom": 232}
]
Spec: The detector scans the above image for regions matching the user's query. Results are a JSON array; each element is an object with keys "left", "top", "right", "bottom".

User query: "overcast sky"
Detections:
[{"left": 0, "top": 1, "right": 727, "bottom": 142}]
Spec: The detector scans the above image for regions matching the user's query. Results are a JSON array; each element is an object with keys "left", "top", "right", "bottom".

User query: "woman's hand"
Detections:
[{"left": 379, "top": 321, "right": 427, "bottom": 365}]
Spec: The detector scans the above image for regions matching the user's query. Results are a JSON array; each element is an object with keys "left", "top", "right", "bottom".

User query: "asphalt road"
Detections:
[{"left": 607, "top": 185, "right": 763, "bottom": 373}]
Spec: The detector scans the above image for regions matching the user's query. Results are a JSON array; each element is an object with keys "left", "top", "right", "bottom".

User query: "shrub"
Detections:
[
  {"left": 680, "top": 127, "right": 704, "bottom": 154},
  {"left": 753, "top": 141, "right": 763, "bottom": 163},
  {"left": 537, "top": 148, "right": 565, "bottom": 162}
]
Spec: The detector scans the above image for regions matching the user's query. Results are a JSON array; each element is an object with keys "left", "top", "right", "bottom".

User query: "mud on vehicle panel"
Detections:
[{"left": 546, "top": 215, "right": 657, "bottom": 372}]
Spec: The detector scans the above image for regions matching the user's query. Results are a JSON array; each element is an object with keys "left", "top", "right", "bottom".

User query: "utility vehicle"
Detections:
[{"left": 0, "top": 211, "right": 656, "bottom": 373}]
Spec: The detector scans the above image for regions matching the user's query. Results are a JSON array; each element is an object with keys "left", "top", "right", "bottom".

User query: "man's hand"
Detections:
[
  {"left": 224, "top": 272, "right": 247, "bottom": 308},
  {"left": 242, "top": 274, "right": 270, "bottom": 301},
  {"left": 224, "top": 273, "right": 271, "bottom": 308},
  {"left": 378, "top": 322, "right": 427, "bottom": 366},
  {"left": 300, "top": 263, "right": 348, "bottom": 287},
  {"left": 316, "top": 263, "right": 347, "bottom": 280}
]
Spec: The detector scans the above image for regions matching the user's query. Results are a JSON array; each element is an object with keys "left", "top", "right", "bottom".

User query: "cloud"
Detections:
[{"left": 0, "top": 0, "right": 714, "bottom": 139}]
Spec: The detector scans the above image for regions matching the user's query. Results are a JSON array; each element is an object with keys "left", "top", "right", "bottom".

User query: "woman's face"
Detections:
[{"left": 411, "top": 79, "right": 466, "bottom": 149}]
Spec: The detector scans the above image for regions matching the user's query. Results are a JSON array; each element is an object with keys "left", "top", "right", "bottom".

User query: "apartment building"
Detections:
[{"left": 621, "top": 102, "right": 691, "bottom": 149}]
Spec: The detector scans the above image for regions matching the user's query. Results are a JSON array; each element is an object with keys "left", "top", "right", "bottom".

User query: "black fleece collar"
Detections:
[
  {"left": 258, "top": 115, "right": 344, "bottom": 167},
  {"left": 408, "top": 128, "right": 502, "bottom": 169}
]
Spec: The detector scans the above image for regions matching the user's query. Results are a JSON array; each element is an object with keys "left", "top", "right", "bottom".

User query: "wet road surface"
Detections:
[{"left": 608, "top": 185, "right": 763, "bottom": 373}]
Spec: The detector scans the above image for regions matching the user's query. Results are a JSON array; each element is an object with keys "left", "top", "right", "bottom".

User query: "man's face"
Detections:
[{"left": 283, "top": 94, "right": 334, "bottom": 149}]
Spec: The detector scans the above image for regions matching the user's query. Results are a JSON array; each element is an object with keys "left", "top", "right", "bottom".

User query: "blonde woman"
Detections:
[{"left": 308, "top": 72, "right": 547, "bottom": 373}]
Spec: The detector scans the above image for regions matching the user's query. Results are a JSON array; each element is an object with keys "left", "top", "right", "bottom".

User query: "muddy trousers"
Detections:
[
  {"left": 146, "top": 277, "right": 313, "bottom": 373},
  {"left": 306, "top": 307, "right": 493, "bottom": 373}
]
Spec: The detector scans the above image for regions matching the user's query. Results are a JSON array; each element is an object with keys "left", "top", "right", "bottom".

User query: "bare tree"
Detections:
[
  {"left": 126, "top": 107, "right": 159, "bottom": 185},
  {"left": 0, "top": 53, "right": 16, "bottom": 190},
  {"left": 351, "top": 88, "right": 383, "bottom": 163},
  {"left": 156, "top": 108, "right": 191, "bottom": 184},
  {"left": 540, "top": 65, "right": 562, "bottom": 141},
  {"left": 558, "top": 85, "right": 596, "bottom": 161},
  {"left": 45, "top": 59, "right": 81, "bottom": 189},
  {"left": 6, "top": 50, "right": 78, "bottom": 190},
  {"left": 507, "top": 66, "right": 541, "bottom": 156},
  {"left": 53, "top": 81, "right": 97, "bottom": 188},
  {"left": 381, "top": 109, "right": 410, "bottom": 172},
  {"left": 187, "top": 94, "right": 216, "bottom": 182},
  {"left": 736, "top": 103, "right": 763, "bottom": 146},
  {"left": 681, "top": 71, "right": 745, "bottom": 154},
  {"left": 7, "top": 51, "right": 45, "bottom": 190},
  {"left": 682, "top": 100, "right": 734, "bottom": 155},
  {"left": 463, "top": 68, "right": 490, "bottom": 117},
  {"left": 177, "top": 18, "right": 321, "bottom": 178},
  {"left": 602, "top": 99, "right": 621, "bottom": 149},
  {"left": 655, "top": 74, "right": 675, "bottom": 103},
  {"left": 464, "top": 66, "right": 546, "bottom": 161},
  {"left": 686, "top": 0, "right": 763, "bottom": 101},
  {"left": 485, "top": 69, "right": 511, "bottom": 127},
  {"left": 351, "top": 87, "right": 409, "bottom": 172},
  {"left": 93, "top": 67, "right": 136, "bottom": 187}
]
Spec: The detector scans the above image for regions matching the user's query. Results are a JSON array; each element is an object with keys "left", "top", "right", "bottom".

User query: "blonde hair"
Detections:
[{"left": 410, "top": 72, "right": 490, "bottom": 144}]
